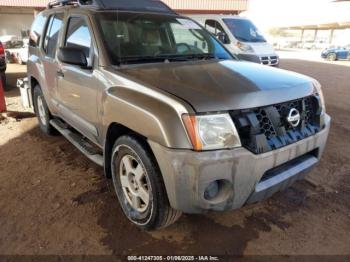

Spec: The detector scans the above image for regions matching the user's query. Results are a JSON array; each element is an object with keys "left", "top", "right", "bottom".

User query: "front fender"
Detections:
[{"left": 101, "top": 86, "right": 193, "bottom": 149}]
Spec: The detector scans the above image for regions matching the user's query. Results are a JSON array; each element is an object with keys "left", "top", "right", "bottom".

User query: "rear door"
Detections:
[
  {"left": 56, "top": 14, "right": 99, "bottom": 142},
  {"left": 337, "top": 47, "right": 349, "bottom": 59},
  {"left": 41, "top": 12, "right": 64, "bottom": 110}
]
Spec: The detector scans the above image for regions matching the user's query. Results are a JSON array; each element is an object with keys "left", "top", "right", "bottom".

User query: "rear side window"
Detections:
[
  {"left": 43, "top": 13, "right": 64, "bottom": 58},
  {"left": 65, "top": 17, "right": 92, "bottom": 61},
  {"left": 29, "top": 13, "right": 47, "bottom": 47}
]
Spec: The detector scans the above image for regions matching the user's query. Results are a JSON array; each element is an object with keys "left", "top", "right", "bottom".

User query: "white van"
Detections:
[{"left": 191, "top": 15, "right": 279, "bottom": 66}]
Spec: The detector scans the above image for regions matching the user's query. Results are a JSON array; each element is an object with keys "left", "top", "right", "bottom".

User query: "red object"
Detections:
[
  {"left": 0, "top": 42, "right": 4, "bottom": 56},
  {"left": 0, "top": 74, "right": 6, "bottom": 113}
]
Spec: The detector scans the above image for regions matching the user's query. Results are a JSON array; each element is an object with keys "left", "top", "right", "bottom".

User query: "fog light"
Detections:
[{"left": 204, "top": 181, "right": 219, "bottom": 201}]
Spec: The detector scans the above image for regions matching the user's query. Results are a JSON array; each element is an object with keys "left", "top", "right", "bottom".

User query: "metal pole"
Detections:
[
  {"left": 313, "top": 29, "right": 318, "bottom": 42},
  {"left": 300, "top": 29, "right": 305, "bottom": 42},
  {"left": 329, "top": 29, "right": 334, "bottom": 45}
]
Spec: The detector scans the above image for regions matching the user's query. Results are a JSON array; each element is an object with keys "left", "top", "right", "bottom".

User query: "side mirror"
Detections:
[
  {"left": 58, "top": 47, "right": 88, "bottom": 67},
  {"left": 217, "top": 32, "right": 229, "bottom": 44}
]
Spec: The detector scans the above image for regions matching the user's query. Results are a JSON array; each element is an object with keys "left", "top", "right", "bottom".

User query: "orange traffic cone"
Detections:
[{"left": 0, "top": 74, "right": 6, "bottom": 112}]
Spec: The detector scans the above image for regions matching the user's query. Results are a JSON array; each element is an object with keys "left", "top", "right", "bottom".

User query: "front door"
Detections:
[{"left": 57, "top": 15, "right": 99, "bottom": 142}]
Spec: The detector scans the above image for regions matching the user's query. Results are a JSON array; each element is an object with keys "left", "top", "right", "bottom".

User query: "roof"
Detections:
[{"left": 0, "top": 0, "right": 248, "bottom": 12}]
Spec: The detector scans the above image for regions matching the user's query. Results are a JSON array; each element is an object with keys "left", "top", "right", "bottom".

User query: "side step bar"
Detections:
[{"left": 50, "top": 119, "right": 104, "bottom": 167}]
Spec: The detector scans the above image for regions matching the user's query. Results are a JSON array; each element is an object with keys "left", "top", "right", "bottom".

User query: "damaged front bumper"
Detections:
[{"left": 149, "top": 115, "right": 331, "bottom": 214}]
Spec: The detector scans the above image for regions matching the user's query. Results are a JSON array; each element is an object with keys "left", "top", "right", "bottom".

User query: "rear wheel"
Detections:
[
  {"left": 33, "top": 86, "right": 56, "bottom": 135},
  {"left": 111, "top": 135, "right": 181, "bottom": 230}
]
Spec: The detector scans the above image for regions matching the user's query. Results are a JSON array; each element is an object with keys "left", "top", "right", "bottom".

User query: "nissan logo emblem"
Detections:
[{"left": 287, "top": 108, "right": 301, "bottom": 127}]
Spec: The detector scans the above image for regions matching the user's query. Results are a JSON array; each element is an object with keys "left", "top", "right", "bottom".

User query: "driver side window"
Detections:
[
  {"left": 205, "top": 20, "right": 230, "bottom": 44},
  {"left": 65, "top": 16, "right": 93, "bottom": 64}
]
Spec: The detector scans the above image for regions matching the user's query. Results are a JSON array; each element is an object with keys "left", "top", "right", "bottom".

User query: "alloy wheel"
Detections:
[{"left": 119, "top": 154, "right": 150, "bottom": 212}]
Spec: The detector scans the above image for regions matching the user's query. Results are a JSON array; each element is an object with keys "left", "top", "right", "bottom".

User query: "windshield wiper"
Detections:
[
  {"left": 120, "top": 56, "right": 168, "bottom": 64},
  {"left": 119, "top": 54, "right": 219, "bottom": 64},
  {"left": 165, "top": 53, "right": 218, "bottom": 61},
  {"left": 235, "top": 36, "right": 251, "bottom": 42},
  {"left": 119, "top": 55, "right": 195, "bottom": 64}
]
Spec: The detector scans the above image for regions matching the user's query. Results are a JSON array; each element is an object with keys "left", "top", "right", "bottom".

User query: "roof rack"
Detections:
[
  {"left": 47, "top": 0, "right": 177, "bottom": 14},
  {"left": 47, "top": 0, "right": 78, "bottom": 9}
]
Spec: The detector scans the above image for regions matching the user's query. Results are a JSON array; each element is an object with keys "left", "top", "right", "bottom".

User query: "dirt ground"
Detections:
[{"left": 0, "top": 61, "right": 349, "bottom": 256}]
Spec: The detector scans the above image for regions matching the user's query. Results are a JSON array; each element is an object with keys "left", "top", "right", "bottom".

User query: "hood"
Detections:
[
  {"left": 248, "top": 42, "right": 276, "bottom": 56},
  {"left": 118, "top": 60, "right": 316, "bottom": 112}
]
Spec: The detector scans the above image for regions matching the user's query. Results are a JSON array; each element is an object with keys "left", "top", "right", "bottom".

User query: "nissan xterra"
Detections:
[{"left": 26, "top": 0, "right": 330, "bottom": 230}]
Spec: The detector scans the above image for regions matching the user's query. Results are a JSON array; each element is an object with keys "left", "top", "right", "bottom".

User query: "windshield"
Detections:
[
  {"left": 96, "top": 12, "right": 233, "bottom": 65},
  {"left": 223, "top": 18, "right": 266, "bottom": 43}
]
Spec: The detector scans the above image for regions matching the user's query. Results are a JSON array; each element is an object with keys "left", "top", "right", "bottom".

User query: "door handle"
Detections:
[{"left": 57, "top": 69, "right": 64, "bottom": 78}]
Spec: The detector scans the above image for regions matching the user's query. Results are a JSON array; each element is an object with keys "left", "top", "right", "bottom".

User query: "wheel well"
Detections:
[{"left": 104, "top": 123, "right": 147, "bottom": 178}]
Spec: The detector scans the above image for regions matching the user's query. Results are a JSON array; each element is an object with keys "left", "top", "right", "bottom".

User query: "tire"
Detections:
[
  {"left": 111, "top": 135, "right": 181, "bottom": 230},
  {"left": 33, "top": 86, "right": 56, "bottom": 135},
  {"left": 327, "top": 53, "right": 337, "bottom": 61}
]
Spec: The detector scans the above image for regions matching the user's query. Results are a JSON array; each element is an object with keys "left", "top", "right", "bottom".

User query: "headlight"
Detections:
[
  {"left": 182, "top": 113, "right": 241, "bottom": 151},
  {"left": 237, "top": 42, "right": 254, "bottom": 53},
  {"left": 312, "top": 79, "right": 326, "bottom": 113}
]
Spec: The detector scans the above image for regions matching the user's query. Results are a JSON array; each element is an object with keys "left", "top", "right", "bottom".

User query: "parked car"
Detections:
[
  {"left": 26, "top": 0, "right": 330, "bottom": 230},
  {"left": 191, "top": 15, "right": 279, "bottom": 66},
  {"left": 0, "top": 41, "right": 6, "bottom": 89},
  {"left": 321, "top": 45, "right": 350, "bottom": 61}
]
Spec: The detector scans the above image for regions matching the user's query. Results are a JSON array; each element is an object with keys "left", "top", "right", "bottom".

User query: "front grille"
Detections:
[
  {"left": 231, "top": 96, "right": 323, "bottom": 154},
  {"left": 260, "top": 56, "right": 279, "bottom": 65}
]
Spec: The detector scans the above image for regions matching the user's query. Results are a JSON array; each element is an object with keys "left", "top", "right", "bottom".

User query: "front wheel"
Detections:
[
  {"left": 327, "top": 53, "right": 337, "bottom": 61},
  {"left": 111, "top": 135, "right": 181, "bottom": 230}
]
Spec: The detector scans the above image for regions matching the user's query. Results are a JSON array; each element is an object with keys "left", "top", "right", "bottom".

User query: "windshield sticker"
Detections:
[
  {"left": 250, "top": 28, "right": 257, "bottom": 38},
  {"left": 176, "top": 19, "right": 201, "bottom": 30}
]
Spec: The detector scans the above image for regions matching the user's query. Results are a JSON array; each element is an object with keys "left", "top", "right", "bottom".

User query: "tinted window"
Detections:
[
  {"left": 29, "top": 13, "right": 47, "bottom": 47},
  {"left": 65, "top": 17, "right": 92, "bottom": 61},
  {"left": 44, "top": 13, "right": 64, "bottom": 58},
  {"left": 223, "top": 18, "right": 266, "bottom": 43}
]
